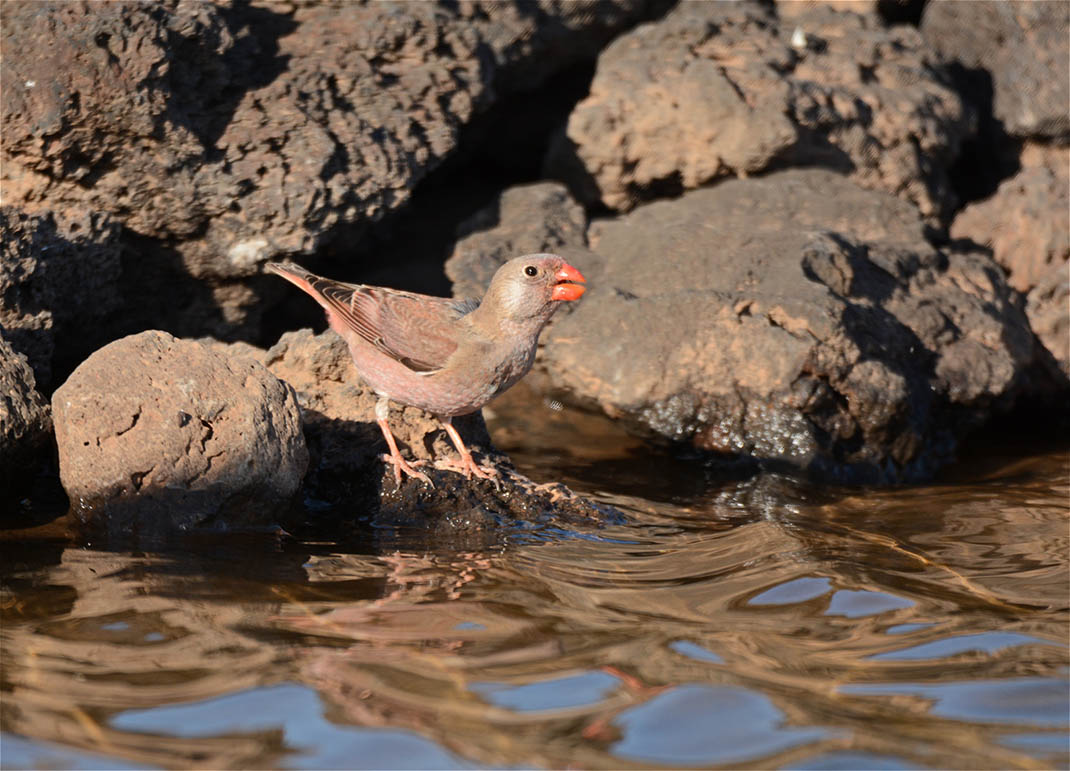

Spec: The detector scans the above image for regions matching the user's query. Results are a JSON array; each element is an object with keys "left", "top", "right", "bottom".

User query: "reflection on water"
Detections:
[{"left": 2, "top": 399, "right": 1068, "bottom": 769}]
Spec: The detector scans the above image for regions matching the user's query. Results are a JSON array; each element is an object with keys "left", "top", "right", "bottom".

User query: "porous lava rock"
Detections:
[
  {"left": 1, "top": 0, "right": 665, "bottom": 341},
  {"left": 921, "top": 0, "right": 1070, "bottom": 140},
  {"left": 0, "top": 333, "right": 52, "bottom": 502},
  {"left": 449, "top": 170, "right": 1035, "bottom": 483},
  {"left": 211, "top": 329, "right": 605, "bottom": 523},
  {"left": 0, "top": 206, "right": 122, "bottom": 390},
  {"left": 550, "top": 0, "right": 971, "bottom": 220},
  {"left": 951, "top": 144, "right": 1070, "bottom": 380},
  {"left": 51, "top": 331, "right": 308, "bottom": 536}
]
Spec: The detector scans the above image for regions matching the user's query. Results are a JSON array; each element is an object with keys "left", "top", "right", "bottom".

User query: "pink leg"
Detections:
[
  {"left": 375, "top": 398, "right": 431, "bottom": 486},
  {"left": 435, "top": 417, "right": 499, "bottom": 482}
]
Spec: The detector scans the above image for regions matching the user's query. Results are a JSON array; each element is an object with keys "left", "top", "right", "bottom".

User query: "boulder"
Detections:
[
  {"left": 0, "top": 206, "right": 122, "bottom": 390},
  {"left": 228, "top": 328, "right": 606, "bottom": 523},
  {"left": 449, "top": 170, "right": 1035, "bottom": 482},
  {"left": 1, "top": 0, "right": 665, "bottom": 340},
  {"left": 550, "top": 0, "right": 971, "bottom": 220},
  {"left": 51, "top": 331, "right": 308, "bottom": 536},
  {"left": 0, "top": 332, "right": 52, "bottom": 502},
  {"left": 921, "top": 0, "right": 1070, "bottom": 140},
  {"left": 951, "top": 143, "right": 1070, "bottom": 380}
]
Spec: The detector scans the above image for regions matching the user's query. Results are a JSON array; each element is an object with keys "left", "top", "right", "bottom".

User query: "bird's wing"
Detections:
[{"left": 267, "top": 261, "right": 480, "bottom": 372}]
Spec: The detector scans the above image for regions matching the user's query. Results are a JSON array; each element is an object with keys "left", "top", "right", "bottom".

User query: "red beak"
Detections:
[{"left": 551, "top": 263, "right": 586, "bottom": 302}]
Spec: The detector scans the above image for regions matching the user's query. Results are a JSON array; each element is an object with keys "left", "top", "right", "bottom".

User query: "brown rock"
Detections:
[
  {"left": 0, "top": 206, "right": 121, "bottom": 390},
  {"left": 52, "top": 331, "right": 308, "bottom": 536},
  {"left": 450, "top": 171, "right": 1035, "bottom": 482},
  {"left": 921, "top": 0, "right": 1070, "bottom": 140},
  {"left": 951, "top": 143, "right": 1070, "bottom": 379},
  {"left": 0, "top": 332, "right": 52, "bottom": 502},
  {"left": 551, "top": 0, "right": 971, "bottom": 219},
  {"left": 1, "top": 0, "right": 664, "bottom": 341}
]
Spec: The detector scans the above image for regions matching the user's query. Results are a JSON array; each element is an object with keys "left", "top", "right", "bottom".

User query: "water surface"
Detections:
[{"left": 2, "top": 395, "right": 1067, "bottom": 769}]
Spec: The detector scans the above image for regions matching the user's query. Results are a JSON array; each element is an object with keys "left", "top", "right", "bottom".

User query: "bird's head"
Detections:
[{"left": 482, "top": 254, "right": 587, "bottom": 324}]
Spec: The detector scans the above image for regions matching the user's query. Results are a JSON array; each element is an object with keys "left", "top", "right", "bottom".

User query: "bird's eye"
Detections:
[{"left": 524, "top": 265, "right": 538, "bottom": 277}]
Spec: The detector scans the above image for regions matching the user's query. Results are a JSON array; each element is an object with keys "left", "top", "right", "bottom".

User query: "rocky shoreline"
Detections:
[{"left": 2, "top": 0, "right": 1066, "bottom": 535}]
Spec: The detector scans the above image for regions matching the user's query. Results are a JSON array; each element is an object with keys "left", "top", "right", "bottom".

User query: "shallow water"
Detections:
[{"left": 2, "top": 393, "right": 1068, "bottom": 770}]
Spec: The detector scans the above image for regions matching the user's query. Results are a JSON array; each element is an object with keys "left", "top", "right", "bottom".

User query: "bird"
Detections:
[{"left": 266, "top": 254, "right": 586, "bottom": 486}]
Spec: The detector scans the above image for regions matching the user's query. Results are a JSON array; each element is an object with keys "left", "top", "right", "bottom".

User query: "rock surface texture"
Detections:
[
  {"left": 450, "top": 171, "right": 1035, "bottom": 482},
  {"left": 220, "top": 329, "right": 605, "bottom": 523},
  {"left": 1, "top": 0, "right": 663, "bottom": 344},
  {"left": 552, "top": 1, "right": 971, "bottom": 219},
  {"left": 0, "top": 206, "right": 122, "bottom": 390},
  {"left": 951, "top": 144, "right": 1070, "bottom": 380},
  {"left": 51, "top": 331, "right": 308, "bottom": 535},
  {"left": 0, "top": 333, "right": 52, "bottom": 501},
  {"left": 921, "top": 0, "right": 1070, "bottom": 140}
]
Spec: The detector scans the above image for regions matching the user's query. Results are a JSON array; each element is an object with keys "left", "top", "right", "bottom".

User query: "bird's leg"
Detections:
[
  {"left": 434, "top": 416, "right": 500, "bottom": 483},
  {"left": 375, "top": 397, "right": 432, "bottom": 486}
]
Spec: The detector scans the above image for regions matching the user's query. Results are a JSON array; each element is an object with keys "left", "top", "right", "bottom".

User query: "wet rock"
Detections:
[
  {"left": 451, "top": 171, "right": 1035, "bottom": 483},
  {"left": 951, "top": 144, "right": 1070, "bottom": 380},
  {"left": 550, "top": 0, "right": 971, "bottom": 219},
  {"left": 1, "top": 0, "right": 663, "bottom": 340},
  {"left": 221, "top": 328, "right": 605, "bottom": 522},
  {"left": 921, "top": 0, "right": 1070, "bottom": 140},
  {"left": 0, "top": 206, "right": 122, "bottom": 390},
  {"left": 0, "top": 333, "right": 52, "bottom": 502},
  {"left": 52, "top": 331, "right": 308, "bottom": 536}
]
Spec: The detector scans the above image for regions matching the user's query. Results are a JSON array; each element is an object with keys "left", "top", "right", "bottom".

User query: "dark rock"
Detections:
[
  {"left": 51, "top": 331, "right": 308, "bottom": 536},
  {"left": 921, "top": 0, "right": 1070, "bottom": 140},
  {"left": 450, "top": 170, "right": 1035, "bottom": 483},
  {"left": 951, "top": 143, "right": 1070, "bottom": 380},
  {"left": 0, "top": 333, "right": 52, "bottom": 502},
  {"left": 1, "top": 0, "right": 665, "bottom": 342},
  {"left": 222, "top": 328, "right": 607, "bottom": 522},
  {"left": 550, "top": 0, "right": 971, "bottom": 220},
  {"left": 0, "top": 206, "right": 121, "bottom": 390}
]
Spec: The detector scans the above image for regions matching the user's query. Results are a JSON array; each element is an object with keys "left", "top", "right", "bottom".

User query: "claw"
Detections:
[
  {"left": 438, "top": 417, "right": 501, "bottom": 488},
  {"left": 379, "top": 453, "right": 433, "bottom": 487}
]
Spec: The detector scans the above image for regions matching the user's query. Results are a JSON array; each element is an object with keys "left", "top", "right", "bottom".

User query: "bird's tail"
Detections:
[{"left": 265, "top": 261, "right": 324, "bottom": 300}]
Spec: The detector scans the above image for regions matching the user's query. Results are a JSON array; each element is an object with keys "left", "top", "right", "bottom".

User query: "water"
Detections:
[{"left": 2, "top": 391, "right": 1068, "bottom": 770}]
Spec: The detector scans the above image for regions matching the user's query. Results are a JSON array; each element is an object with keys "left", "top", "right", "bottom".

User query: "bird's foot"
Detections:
[
  {"left": 379, "top": 453, "right": 433, "bottom": 487},
  {"left": 435, "top": 452, "right": 500, "bottom": 488}
]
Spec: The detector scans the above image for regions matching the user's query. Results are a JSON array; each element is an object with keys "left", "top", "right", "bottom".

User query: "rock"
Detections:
[
  {"left": 0, "top": 206, "right": 122, "bottom": 390},
  {"left": 550, "top": 0, "right": 971, "bottom": 220},
  {"left": 951, "top": 144, "right": 1070, "bottom": 379},
  {"left": 219, "top": 328, "right": 607, "bottom": 523},
  {"left": 51, "top": 331, "right": 308, "bottom": 536},
  {"left": 0, "top": 332, "right": 52, "bottom": 502},
  {"left": 450, "top": 171, "right": 1035, "bottom": 483},
  {"left": 921, "top": 0, "right": 1070, "bottom": 140},
  {"left": 1, "top": 0, "right": 665, "bottom": 341}
]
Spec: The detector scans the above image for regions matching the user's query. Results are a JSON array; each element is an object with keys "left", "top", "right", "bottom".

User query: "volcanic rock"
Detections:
[{"left": 51, "top": 331, "right": 308, "bottom": 536}]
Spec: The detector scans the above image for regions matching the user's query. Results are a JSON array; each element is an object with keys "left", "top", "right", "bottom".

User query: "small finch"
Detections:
[{"left": 266, "top": 255, "right": 586, "bottom": 485}]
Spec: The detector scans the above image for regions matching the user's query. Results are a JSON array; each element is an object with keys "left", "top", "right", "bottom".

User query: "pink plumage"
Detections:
[{"left": 267, "top": 255, "right": 586, "bottom": 484}]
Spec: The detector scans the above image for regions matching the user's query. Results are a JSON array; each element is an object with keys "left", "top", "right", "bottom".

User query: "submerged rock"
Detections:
[
  {"left": 450, "top": 170, "right": 1035, "bottom": 483},
  {"left": 52, "top": 331, "right": 308, "bottom": 536},
  {"left": 0, "top": 333, "right": 51, "bottom": 503},
  {"left": 551, "top": 0, "right": 971, "bottom": 219}
]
